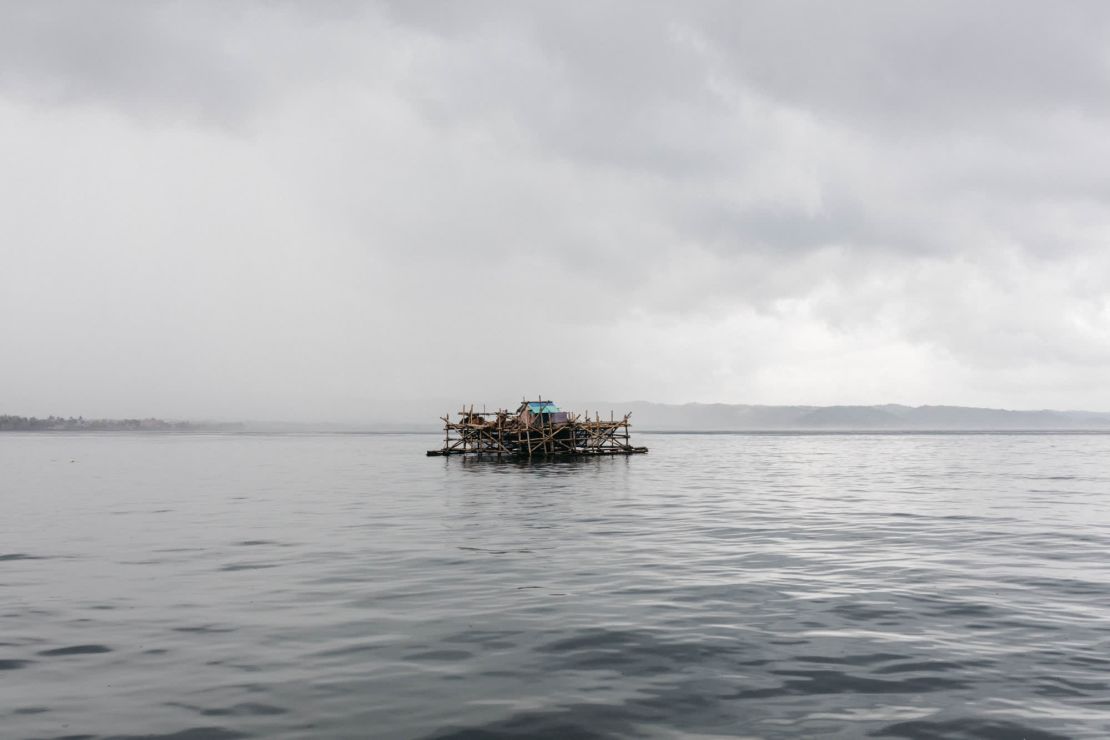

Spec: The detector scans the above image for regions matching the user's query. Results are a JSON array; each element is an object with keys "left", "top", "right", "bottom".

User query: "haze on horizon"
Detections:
[{"left": 3, "top": 1, "right": 1110, "bottom": 423}]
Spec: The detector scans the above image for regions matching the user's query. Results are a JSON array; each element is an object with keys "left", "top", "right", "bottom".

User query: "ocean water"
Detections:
[{"left": 3, "top": 432, "right": 1110, "bottom": 739}]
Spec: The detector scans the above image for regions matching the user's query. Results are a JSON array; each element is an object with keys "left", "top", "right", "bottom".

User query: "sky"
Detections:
[{"left": 3, "top": 1, "right": 1110, "bottom": 421}]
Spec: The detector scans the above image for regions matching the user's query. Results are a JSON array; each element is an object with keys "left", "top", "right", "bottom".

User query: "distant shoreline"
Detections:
[
  {"left": 5, "top": 424, "right": 1110, "bottom": 436},
  {"left": 0, "top": 415, "right": 242, "bottom": 432},
  {"left": 7, "top": 400, "right": 1110, "bottom": 434}
]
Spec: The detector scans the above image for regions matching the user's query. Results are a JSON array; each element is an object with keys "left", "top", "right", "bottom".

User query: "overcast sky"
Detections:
[{"left": 3, "top": 1, "right": 1110, "bottom": 420}]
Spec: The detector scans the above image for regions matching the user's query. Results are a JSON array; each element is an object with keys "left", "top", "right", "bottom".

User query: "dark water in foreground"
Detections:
[{"left": 3, "top": 433, "right": 1110, "bottom": 739}]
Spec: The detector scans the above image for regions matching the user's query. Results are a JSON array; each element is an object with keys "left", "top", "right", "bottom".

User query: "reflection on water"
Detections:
[
  {"left": 457, "top": 452, "right": 629, "bottom": 474},
  {"left": 2, "top": 432, "right": 1110, "bottom": 739}
]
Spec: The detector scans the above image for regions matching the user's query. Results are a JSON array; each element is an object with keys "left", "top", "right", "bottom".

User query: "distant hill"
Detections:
[
  {"left": 8, "top": 403, "right": 1110, "bottom": 433},
  {"left": 563, "top": 402, "right": 1110, "bottom": 431},
  {"left": 283, "top": 400, "right": 1110, "bottom": 432}
]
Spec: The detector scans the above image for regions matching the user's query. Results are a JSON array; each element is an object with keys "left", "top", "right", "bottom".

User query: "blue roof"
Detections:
[{"left": 527, "top": 402, "right": 560, "bottom": 413}]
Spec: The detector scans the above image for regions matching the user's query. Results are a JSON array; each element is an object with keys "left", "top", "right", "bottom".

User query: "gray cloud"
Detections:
[{"left": 2, "top": 1, "right": 1109, "bottom": 418}]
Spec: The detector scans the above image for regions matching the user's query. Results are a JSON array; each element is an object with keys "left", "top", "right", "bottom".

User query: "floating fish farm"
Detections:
[{"left": 427, "top": 399, "right": 648, "bottom": 458}]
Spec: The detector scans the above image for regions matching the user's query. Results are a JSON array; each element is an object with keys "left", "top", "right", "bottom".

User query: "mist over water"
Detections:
[{"left": 3, "top": 432, "right": 1110, "bottom": 738}]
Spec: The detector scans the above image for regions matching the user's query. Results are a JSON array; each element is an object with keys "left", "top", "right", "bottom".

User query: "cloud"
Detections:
[{"left": 1, "top": 1, "right": 1109, "bottom": 417}]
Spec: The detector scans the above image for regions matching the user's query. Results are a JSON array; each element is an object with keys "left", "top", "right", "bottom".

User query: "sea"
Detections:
[{"left": 3, "top": 432, "right": 1110, "bottom": 739}]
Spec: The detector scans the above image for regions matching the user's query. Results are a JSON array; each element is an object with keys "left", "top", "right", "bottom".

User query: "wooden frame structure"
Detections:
[{"left": 427, "top": 399, "right": 648, "bottom": 458}]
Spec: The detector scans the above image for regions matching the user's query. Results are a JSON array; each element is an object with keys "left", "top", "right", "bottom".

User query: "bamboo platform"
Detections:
[{"left": 427, "top": 399, "right": 648, "bottom": 458}]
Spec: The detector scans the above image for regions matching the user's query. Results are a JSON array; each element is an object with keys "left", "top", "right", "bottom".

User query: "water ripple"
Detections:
[{"left": 3, "top": 432, "right": 1110, "bottom": 738}]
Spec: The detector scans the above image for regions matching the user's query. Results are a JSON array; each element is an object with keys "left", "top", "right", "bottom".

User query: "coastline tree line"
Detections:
[{"left": 0, "top": 415, "right": 241, "bottom": 431}]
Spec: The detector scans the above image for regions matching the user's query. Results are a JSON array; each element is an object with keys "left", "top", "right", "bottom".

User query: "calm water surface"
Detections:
[{"left": 3, "top": 432, "right": 1110, "bottom": 739}]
